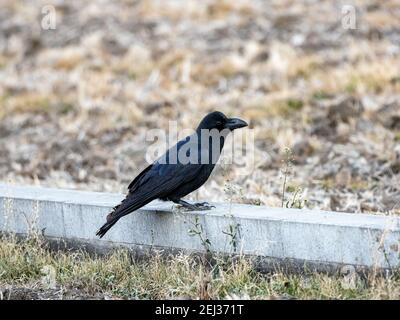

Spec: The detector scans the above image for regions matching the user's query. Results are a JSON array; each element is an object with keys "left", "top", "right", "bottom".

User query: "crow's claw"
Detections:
[{"left": 194, "top": 202, "right": 215, "bottom": 210}]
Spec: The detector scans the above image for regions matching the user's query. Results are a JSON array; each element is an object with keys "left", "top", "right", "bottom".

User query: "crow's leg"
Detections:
[{"left": 172, "top": 199, "right": 213, "bottom": 211}]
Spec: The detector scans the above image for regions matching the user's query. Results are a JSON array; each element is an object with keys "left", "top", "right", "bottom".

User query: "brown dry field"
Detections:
[{"left": 0, "top": 0, "right": 399, "bottom": 214}]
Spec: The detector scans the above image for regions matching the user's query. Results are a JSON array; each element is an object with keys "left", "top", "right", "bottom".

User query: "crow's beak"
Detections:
[{"left": 225, "top": 118, "right": 248, "bottom": 130}]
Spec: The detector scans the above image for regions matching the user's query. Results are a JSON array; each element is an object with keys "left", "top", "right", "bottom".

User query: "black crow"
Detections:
[{"left": 96, "top": 111, "right": 248, "bottom": 238}]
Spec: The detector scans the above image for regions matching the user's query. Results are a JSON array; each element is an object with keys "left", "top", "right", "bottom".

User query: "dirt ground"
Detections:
[
  {"left": 0, "top": 285, "right": 110, "bottom": 300},
  {"left": 0, "top": 0, "right": 399, "bottom": 214}
]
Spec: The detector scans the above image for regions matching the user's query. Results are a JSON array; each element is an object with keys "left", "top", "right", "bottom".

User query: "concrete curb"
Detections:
[{"left": 1, "top": 183, "right": 399, "bottom": 272}]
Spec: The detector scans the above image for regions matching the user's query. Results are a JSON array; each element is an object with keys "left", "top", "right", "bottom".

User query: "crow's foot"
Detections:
[
  {"left": 193, "top": 202, "right": 215, "bottom": 210},
  {"left": 173, "top": 199, "right": 215, "bottom": 211}
]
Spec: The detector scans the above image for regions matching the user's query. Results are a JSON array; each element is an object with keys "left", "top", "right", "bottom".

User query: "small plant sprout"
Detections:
[
  {"left": 187, "top": 215, "right": 212, "bottom": 253},
  {"left": 279, "top": 148, "right": 308, "bottom": 209},
  {"left": 281, "top": 147, "right": 294, "bottom": 207},
  {"left": 285, "top": 187, "right": 308, "bottom": 209},
  {"left": 222, "top": 222, "right": 241, "bottom": 253},
  {"left": 41, "top": 265, "right": 57, "bottom": 289}
]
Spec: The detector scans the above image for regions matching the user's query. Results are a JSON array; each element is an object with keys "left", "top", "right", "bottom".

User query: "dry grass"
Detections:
[{"left": 1, "top": 235, "right": 399, "bottom": 300}]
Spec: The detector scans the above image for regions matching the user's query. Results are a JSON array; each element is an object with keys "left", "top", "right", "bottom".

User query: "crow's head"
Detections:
[{"left": 197, "top": 111, "right": 248, "bottom": 132}]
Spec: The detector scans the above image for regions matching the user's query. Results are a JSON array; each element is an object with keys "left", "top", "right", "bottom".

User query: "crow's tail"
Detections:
[
  {"left": 96, "top": 202, "right": 123, "bottom": 238},
  {"left": 96, "top": 218, "right": 119, "bottom": 238},
  {"left": 96, "top": 194, "right": 155, "bottom": 238}
]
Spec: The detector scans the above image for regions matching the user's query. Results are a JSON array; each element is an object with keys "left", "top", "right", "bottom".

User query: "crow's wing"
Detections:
[
  {"left": 113, "top": 161, "right": 205, "bottom": 218},
  {"left": 127, "top": 134, "right": 198, "bottom": 191},
  {"left": 127, "top": 163, "right": 153, "bottom": 191},
  {"left": 96, "top": 161, "right": 205, "bottom": 237},
  {"left": 96, "top": 134, "right": 205, "bottom": 238},
  {"left": 107, "top": 134, "right": 205, "bottom": 218}
]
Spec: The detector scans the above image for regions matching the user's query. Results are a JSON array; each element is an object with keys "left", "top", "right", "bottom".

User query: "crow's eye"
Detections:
[{"left": 216, "top": 121, "right": 222, "bottom": 126}]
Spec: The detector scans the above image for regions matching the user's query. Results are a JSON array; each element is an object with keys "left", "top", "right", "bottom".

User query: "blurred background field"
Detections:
[{"left": 0, "top": 0, "right": 399, "bottom": 214}]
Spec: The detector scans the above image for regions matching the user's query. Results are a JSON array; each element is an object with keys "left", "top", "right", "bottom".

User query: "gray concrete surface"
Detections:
[{"left": 0, "top": 183, "right": 399, "bottom": 272}]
